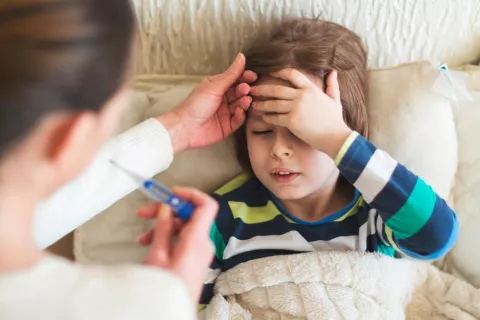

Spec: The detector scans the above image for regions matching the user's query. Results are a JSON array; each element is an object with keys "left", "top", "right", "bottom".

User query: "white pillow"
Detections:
[
  {"left": 441, "top": 66, "right": 480, "bottom": 287},
  {"left": 75, "top": 62, "right": 458, "bottom": 265},
  {"left": 131, "top": 0, "right": 480, "bottom": 74}
]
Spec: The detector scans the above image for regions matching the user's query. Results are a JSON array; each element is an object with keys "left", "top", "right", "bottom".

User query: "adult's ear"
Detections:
[{"left": 43, "top": 111, "right": 103, "bottom": 182}]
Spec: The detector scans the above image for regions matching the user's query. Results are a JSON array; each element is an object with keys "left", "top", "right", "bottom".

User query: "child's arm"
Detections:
[
  {"left": 198, "top": 194, "right": 232, "bottom": 310},
  {"left": 336, "top": 131, "right": 458, "bottom": 259}
]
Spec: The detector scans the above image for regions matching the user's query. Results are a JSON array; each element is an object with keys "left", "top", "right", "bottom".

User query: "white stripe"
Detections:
[
  {"left": 353, "top": 149, "right": 397, "bottom": 203},
  {"left": 310, "top": 235, "right": 358, "bottom": 251},
  {"left": 223, "top": 231, "right": 314, "bottom": 260},
  {"left": 358, "top": 209, "right": 378, "bottom": 250},
  {"left": 205, "top": 268, "right": 221, "bottom": 284},
  {"left": 375, "top": 213, "right": 389, "bottom": 246}
]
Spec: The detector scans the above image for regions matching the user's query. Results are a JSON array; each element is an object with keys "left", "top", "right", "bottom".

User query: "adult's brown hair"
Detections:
[
  {"left": 236, "top": 18, "right": 368, "bottom": 172},
  {"left": 0, "top": 0, "right": 134, "bottom": 158}
]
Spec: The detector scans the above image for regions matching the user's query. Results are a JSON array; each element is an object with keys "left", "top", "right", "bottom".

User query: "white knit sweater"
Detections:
[{"left": 0, "top": 119, "right": 195, "bottom": 320}]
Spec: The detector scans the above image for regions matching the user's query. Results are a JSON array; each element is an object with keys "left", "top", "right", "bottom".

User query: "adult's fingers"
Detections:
[
  {"left": 228, "top": 95, "right": 251, "bottom": 115},
  {"left": 172, "top": 187, "right": 218, "bottom": 237},
  {"left": 226, "top": 82, "right": 251, "bottom": 104},
  {"left": 138, "top": 229, "right": 155, "bottom": 246},
  {"left": 252, "top": 99, "right": 293, "bottom": 114},
  {"left": 270, "top": 68, "right": 314, "bottom": 89},
  {"left": 230, "top": 105, "right": 247, "bottom": 133},
  {"left": 137, "top": 203, "right": 159, "bottom": 219},
  {"left": 139, "top": 218, "right": 184, "bottom": 246},
  {"left": 145, "top": 204, "right": 174, "bottom": 266},
  {"left": 204, "top": 53, "right": 246, "bottom": 93},
  {"left": 238, "top": 70, "right": 258, "bottom": 84},
  {"left": 325, "top": 70, "right": 341, "bottom": 103},
  {"left": 250, "top": 85, "right": 298, "bottom": 100}
]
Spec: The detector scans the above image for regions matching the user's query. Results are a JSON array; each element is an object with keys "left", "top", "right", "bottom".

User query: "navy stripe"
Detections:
[
  {"left": 223, "top": 249, "right": 305, "bottom": 271},
  {"left": 369, "top": 164, "right": 417, "bottom": 220},
  {"left": 338, "top": 135, "right": 376, "bottom": 185},
  {"left": 212, "top": 194, "right": 237, "bottom": 246},
  {"left": 200, "top": 282, "right": 215, "bottom": 305},
  {"left": 230, "top": 209, "right": 368, "bottom": 242},
  {"left": 216, "top": 178, "right": 271, "bottom": 207},
  {"left": 210, "top": 258, "right": 222, "bottom": 270},
  {"left": 397, "top": 197, "right": 458, "bottom": 259},
  {"left": 366, "top": 233, "right": 379, "bottom": 252}
]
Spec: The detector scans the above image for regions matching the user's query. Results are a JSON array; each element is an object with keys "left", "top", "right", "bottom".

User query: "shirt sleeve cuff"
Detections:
[{"left": 334, "top": 131, "right": 360, "bottom": 166}]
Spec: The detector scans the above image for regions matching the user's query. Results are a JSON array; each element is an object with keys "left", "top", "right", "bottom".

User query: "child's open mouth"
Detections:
[{"left": 271, "top": 169, "right": 300, "bottom": 183}]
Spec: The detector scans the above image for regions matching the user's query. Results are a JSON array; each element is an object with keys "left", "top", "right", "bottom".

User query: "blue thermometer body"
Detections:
[{"left": 110, "top": 160, "right": 194, "bottom": 220}]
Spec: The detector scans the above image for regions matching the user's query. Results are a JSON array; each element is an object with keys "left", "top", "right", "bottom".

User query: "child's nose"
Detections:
[{"left": 271, "top": 130, "right": 294, "bottom": 159}]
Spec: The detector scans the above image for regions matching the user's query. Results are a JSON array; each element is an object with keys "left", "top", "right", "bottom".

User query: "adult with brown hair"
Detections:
[
  {"left": 0, "top": 0, "right": 256, "bottom": 319},
  {"left": 198, "top": 19, "right": 458, "bottom": 309}
]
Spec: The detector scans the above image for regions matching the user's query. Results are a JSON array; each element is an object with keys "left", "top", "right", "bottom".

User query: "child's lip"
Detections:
[
  {"left": 270, "top": 172, "right": 300, "bottom": 183},
  {"left": 270, "top": 168, "right": 299, "bottom": 174}
]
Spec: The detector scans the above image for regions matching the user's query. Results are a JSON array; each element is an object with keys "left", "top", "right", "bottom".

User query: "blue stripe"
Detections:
[
  {"left": 269, "top": 190, "right": 361, "bottom": 225},
  {"left": 369, "top": 164, "right": 417, "bottom": 219},
  {"left": 231, "top": 209, "right": 369, "bottom": 242},
  {"left": 338, "top": 135, "right": 377, "bottom": 185},
  {"left": 396, "top": 197, "right": 458, "bottom": 260}
]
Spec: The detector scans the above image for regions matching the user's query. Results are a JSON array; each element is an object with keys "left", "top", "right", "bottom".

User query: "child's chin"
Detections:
[{"left": 272, "top": 188, "right": 308, "bottom": 201}]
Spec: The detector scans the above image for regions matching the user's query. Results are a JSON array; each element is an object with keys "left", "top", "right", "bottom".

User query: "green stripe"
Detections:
[
  {"left": 376, "top": 242, "right": 396, "bottom": 257},
  {"left": 385, "top": 178, "right": 436, "bottom": 240},
  {"left": 210, "top": 222, "right": 226, "bottom": 261}
]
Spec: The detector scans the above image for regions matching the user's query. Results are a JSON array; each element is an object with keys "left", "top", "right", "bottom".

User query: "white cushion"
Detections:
[
  {"left": 441, "top": 65, "right": 480, "bottom": 287},
  {"left": 131, "top": 0, "right": 480, "bottom": 75},
  {"left": 75, "top": 62, "right": 458, "bottom": 266}
]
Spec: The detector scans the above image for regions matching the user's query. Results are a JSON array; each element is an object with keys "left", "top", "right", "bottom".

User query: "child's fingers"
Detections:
[
  {"left": 262, "top": 113, "right": 289, "bottom": 128},
  {"left": 250, "top": 85, "right": 297, "bottom": 100},
  {"left": 137, "top": 203, "right": 159, "bottom": 219},
  {"left": 325, "top": 70, "right": 341, "bottom": 103},
  {"left": 271, "top": 68, "right": 313, "bottom": 89},
  {"left": 252, "top": 100, "right": 292, "bottom": 114}
]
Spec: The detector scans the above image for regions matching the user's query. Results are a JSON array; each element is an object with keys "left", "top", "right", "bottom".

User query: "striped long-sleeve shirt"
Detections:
[{"left": 199, "top": 131, "right": 458, "bottom": 308}]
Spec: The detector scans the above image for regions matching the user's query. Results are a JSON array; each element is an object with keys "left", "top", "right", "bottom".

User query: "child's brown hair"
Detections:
[{"left": 236, "top": 18, "right": 368, "bottom": 172}]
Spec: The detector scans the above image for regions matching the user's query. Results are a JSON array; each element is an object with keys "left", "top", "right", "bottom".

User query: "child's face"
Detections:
[{"left": 246, "top": 76, "right": 340, "bottom": 201}]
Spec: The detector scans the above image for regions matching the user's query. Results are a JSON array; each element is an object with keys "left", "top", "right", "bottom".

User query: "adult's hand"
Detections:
[
  {"left": 138, "top": 187, "right": 218, "bottom": 303},
  {"left": 157, "top": 53, "right": 257, "bottom": 153}
]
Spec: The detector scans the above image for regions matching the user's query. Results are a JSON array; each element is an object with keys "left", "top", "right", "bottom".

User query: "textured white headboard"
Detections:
[{"left": 132, "top": 0, "right": 480, "bottom": 75}]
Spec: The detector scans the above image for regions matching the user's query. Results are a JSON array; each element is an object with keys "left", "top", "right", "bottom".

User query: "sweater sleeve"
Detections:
[
  {"left": 33, "top": 118, "right": 174, "bottom": 249},
  {"left": 335, "top": 131, "right": 458, "bottom": 260}
]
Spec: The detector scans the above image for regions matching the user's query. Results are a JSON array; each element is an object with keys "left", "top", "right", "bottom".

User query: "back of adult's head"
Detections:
[{"left": 0, "top": 0, "right": 135, "bottom": 159}]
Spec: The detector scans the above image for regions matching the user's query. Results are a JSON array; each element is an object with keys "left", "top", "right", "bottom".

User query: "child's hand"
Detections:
[{"left": 250, "top": 69, "right": 352, "bottom": 159}]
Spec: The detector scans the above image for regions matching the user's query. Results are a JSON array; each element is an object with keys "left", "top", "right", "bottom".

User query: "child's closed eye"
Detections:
[{"left": 252, "top": 130, "right": 273, "bottom": 135}]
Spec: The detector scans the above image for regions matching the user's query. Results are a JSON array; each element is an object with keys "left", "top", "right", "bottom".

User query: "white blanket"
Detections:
[{"left": 205, "top": 251, "right": 480, "bottom": 320}]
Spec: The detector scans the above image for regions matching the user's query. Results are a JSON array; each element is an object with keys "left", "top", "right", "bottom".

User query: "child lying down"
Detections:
[{"left": 199, "top": 18, "right": 459, "bottom": 310}]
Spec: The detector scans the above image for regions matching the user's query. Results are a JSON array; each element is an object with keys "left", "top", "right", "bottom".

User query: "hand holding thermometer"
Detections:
[{"left": 109, "top": 160, "right": 194, "bottom": 220}]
